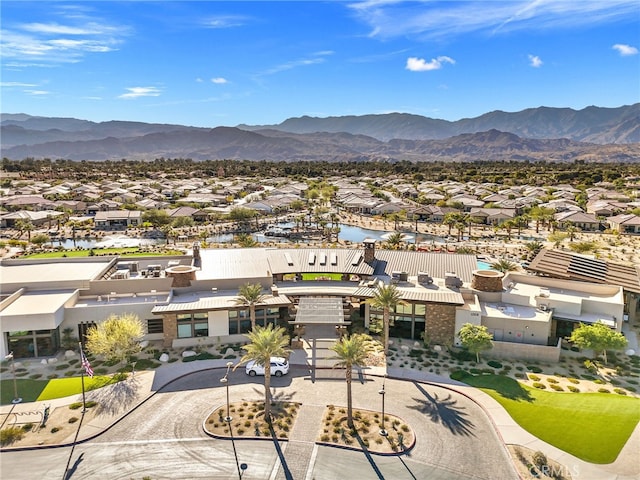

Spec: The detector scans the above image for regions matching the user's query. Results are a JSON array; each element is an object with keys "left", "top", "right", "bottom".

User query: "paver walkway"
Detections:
[{"left": 272, "top": 404, "right": 325, "bottom": 480}]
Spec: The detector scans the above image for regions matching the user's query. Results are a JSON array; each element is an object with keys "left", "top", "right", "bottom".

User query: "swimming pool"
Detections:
[{"left": 477, "top": 261, "right": 492, "bottom": 270}]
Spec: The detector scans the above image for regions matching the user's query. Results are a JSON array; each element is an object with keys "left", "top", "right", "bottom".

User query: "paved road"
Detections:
[{"left": 1, "top": 368, "right": 517, "bottom": 480}]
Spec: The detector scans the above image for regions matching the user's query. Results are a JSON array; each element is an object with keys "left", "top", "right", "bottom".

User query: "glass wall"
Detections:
[
  {"left": 368, "top": 303, "right": 427, "bottom": 340},
  {"left": 6, "top": 329, "right": 59, "bottom": 358},
  {"left": 228, "top": 307, "right": 280, "bottom": 334},
  {"left": 177, "top": 312, "right": 209, "bottom": 338}
]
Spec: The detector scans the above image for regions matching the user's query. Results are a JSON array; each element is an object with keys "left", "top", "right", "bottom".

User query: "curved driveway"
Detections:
[{"left": 1, "top": 366, "right": 517, "bottom": 480}]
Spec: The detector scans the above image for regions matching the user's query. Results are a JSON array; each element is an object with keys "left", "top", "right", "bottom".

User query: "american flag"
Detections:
[{"left": 81, "top": 350, "right": 94, "bottom": 378}]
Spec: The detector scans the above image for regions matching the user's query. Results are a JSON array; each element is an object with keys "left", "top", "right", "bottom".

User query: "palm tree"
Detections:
[
  {"left": 235, "top": 283, "right": 267, "bottom": 330},
  {"left": 490, "top": 258, "right": 519, "bottom": 273},
  {"left": 331, "top": 334, "right": 372, "bottom": 428},
  {"left": 385, "top": 231, "right": 404, "bottom": 250},
  {"left": 235, "top": 232, "right": 258, "bottom": 248},
  {"left": 238, "top": 324, "right": 290, "bottom": 422},
  {"left": 367, "top": 284, "right": 407, "bottom": 354},
  {"left": 15, "top": 218, "right": 34, "bottom": 241}
]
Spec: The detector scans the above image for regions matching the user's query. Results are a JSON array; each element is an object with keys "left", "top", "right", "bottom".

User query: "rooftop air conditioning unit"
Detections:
[
  {"left": 539, "top": 288, "right": 550, "bottom": 298},
  {"left": 445, "top": 272, "right": 463, "bottom": 289},
  {"left": 418, "top": 272, "right": 434, "bottom": 285}
]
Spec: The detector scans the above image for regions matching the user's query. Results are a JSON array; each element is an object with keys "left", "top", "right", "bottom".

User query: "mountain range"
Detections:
[{"left": 2, "top": 104, "right": 639, "bottom": 163}]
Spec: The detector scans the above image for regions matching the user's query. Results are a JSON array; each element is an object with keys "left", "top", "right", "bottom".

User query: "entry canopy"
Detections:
[{"left": 292, "top": 297, "right": 349, "bottom": 325}]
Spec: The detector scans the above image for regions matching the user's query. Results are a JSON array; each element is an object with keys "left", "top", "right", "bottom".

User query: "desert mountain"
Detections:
[{"left": 1, "top": 104, "right": 639, "bottom": 162}]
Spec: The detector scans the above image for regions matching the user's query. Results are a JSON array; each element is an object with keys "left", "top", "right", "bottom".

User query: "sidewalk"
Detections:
[{"left": 1, "top": 358, "right": 639, "bottom": 480}]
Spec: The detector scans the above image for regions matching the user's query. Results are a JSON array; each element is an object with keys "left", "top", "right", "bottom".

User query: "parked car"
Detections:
[{"left": 245, "top": 357, "right": 290, "bottom": 377}]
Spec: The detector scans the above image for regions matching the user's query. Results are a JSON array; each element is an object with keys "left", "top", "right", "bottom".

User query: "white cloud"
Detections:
[
  {"left": 612, "top": 43, "right": 638, "bottom": 56},
  {"left": 1, "top": 81, "right": 38, "bottom": 87},
  {"left": 261, "top": 51, "right": 333, "bottom": 76},
  {"left": 406, "top": 56, "right": 455, "bottom": 72},
  {"left": 1, "top": 14, "right": 128, "bottom": 66},
  {"left": 211, "top": 77, "right": 228, "bottom": 84},
  {"left": 528, "top": 54, "right": 543, "bottom": 67},
  {"left": 24, "top": 89, "right": 50, "bottom": 96},
  {"left": 195, "top": 78, "right": 203, "bottom": 83},
  {"left": 118, "top": 87, "right": 162, "bottom": 99},
  {"left": 202, "top": 15, "right": 249, "bottom": 29},
  {"left": 349, "top": 1, "right": 639, "bottom": 40}
]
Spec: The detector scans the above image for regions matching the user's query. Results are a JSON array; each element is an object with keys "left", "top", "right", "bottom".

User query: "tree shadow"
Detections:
[
  {"left": 268, "top": 422, "right": 293, "bottom": 480},
  {"left": 463, "top": 374, "right": 534, "bottom": 402},
  {"left": 353, "top": 432, "right": 385, "bottom": 480},
  {"left": 409, "top": 382, "right": 475, "bottom": 437},
  {"left": 89, "top": 374, "right": 141, "bottom": 415}
]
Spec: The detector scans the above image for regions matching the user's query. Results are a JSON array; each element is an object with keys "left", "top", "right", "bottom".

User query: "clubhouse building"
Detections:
[{"left": 1, "top": 242, "right": 635, "bottom": 362}]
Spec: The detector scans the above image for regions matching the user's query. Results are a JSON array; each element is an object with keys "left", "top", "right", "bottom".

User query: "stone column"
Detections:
[
  {"left": 425, "top": 304, "right": 456, "bottom": 345},
  {"left": 163, "top": 314, "right": 177, "bottom": 348}
]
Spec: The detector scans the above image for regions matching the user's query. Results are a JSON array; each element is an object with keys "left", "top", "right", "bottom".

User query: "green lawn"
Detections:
[
  {"left": 460, "top": 373, "right": 640, "bottom": 464},
  {"left": 301, "top": 272, "right": 343, "bottom": 281},
  {"left": 0, "top": 376, "right": 120, "bottom": 405},
  {"left": 36, "top": 376, "right": 116, "bottom": 401},
  {"left": 24, "top": 248, "right": 183, "bottom": 259},
  {"left": 0, "top": 379, "right": 48, "bottom": 405}
]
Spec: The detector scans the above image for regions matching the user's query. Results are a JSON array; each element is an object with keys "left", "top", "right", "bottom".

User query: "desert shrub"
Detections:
[
  {"left": 29, "top": 373, "right": 43, "bottom": 379},
  {"left": 594, "top": 379, "right": 605, "bottom": 385},
  {"left": 68, "top": 417, "right": 79, "bottom": 424},
  {"left": 581, "top": 374, "right": 596, "bottom": 380},
  {"left": 550, "top": 384, "right": 564, "bottom": 391},
  {"left": 546, "top": 378, "right": 558, "bottom": 384},
  {"left": 567, "top": 385, "right": 580, "bottom": 393},
  {"left": 50, "top": 427, "right": 60, "bottom": 433},
  {"left": 613, "top": 388, "right": 627, "bottom": 395},
  {"left": 487, "top": 360, "right": 503, "bottom": 369},
  {"left": 597, "top": 388, "right": 610, "bottom": 394},
  {"left": 0, "top": 427, "right": 24, "bottom": 446},
  {"left": 532, "top": 451, "right": 547, "bottom": 469},
  {"left": 532, "top": 382, "right": 546, "bottom": 389},
  {"left": 21, "top": 423, "right": 34, "bottom": 432},
  {"left": 69, "top": 400, "right": 97, "bottom": 410},
  {"left": 450, "top": 370, "right": 469, "bottom": 381},
  {"left": 567, "top": 378, "right": 580, "bottom": 384},
  {"left": 626, "top": 386, "right": 637, "bottom": 392},
  {"left": 528, "top": 374, "right": 541, "bottom": 381},
  {"left": 64, "top": 371, "right": 74, "bottom": 377},
  {"left": 54, "top": 364, "right": 70, "bottom": 370},
  {"left": 527, "top": 366, "right": 543, "bottom": 373},
  {"left": 514, "top": 372, "right": 525, "bottom": 379}
]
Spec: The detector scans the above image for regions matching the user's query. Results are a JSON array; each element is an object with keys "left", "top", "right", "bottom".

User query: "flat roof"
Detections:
[
  {"left": 1, "top": 290, "right": 77, "bottom": 316},
  {"left": 481, "top": 302, "right": 550, "bottom": 323},
  {"left": 0, "top": 258, "right": 114, "bottom": 292}
]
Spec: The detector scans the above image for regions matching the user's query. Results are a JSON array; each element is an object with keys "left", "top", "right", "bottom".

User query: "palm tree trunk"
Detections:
[
  {"left": 264, "top": 367, "right": 272, "bottom": 422},
  {"left": 383, "top": 308, "right": 390, "bottom": 355},
  {"left": 250, "top": 305, "right": 256, "bottom": 330},
  {"left": 346, "top": 368, "right": 353, "bottom": 428}
]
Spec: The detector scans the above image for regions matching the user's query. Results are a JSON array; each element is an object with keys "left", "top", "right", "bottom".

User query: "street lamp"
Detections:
[
  {"left": 4, "top": 352, "right": 22, "bottom": 404},
  {"left": 379, "top": 375, "right": 387, "bottom": 436},
  {"left": 220, "top": 361, "right": 234, "bottom": 423}
]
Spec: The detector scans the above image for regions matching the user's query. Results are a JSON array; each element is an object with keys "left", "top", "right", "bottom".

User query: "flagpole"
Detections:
[{"left": 79, "top": 342, "right": 87, "bottom": 413}]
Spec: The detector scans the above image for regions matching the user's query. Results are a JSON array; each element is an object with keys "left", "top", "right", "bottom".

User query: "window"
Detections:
[
  {"left": 228, "top": 307, "right": 281, "bottom": 335},
  {"left": 147, "top": 318, "right": 164, "bottom": 334},
  {"left": 177, "top": 313, "right": 209, "bottom": 338}
]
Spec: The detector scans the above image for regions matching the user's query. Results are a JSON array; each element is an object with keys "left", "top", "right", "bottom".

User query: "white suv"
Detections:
[{"left": 245, "top": 357, "right": 290, "bottom": 377}]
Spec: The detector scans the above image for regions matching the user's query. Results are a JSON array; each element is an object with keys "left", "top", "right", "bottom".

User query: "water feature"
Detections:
[{"left": 50, "top": 234, "right": 161, "bottom": 250}]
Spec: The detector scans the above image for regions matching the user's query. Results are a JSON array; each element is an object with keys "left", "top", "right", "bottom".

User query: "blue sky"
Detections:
[{"left": 2, "top": 1, "right": 639, "bottom": 128}]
